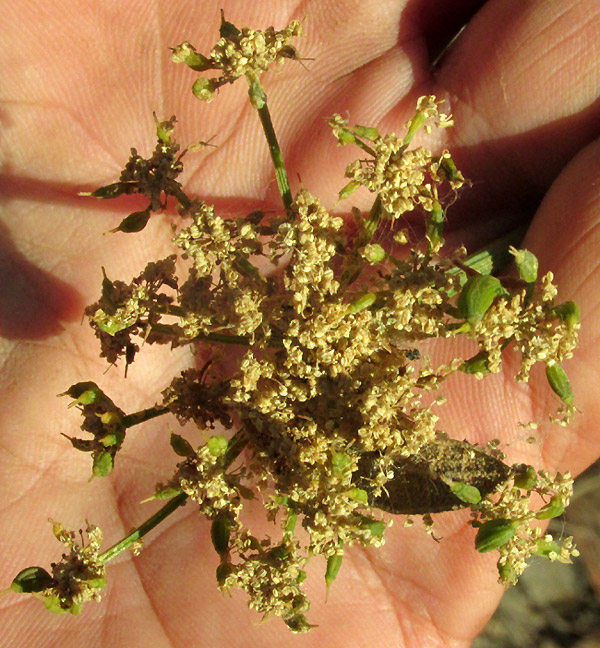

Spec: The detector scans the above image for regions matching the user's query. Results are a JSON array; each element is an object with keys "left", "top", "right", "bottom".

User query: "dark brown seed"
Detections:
[{"left": 355, "top": 438, "right": 511, "bottom": 514}]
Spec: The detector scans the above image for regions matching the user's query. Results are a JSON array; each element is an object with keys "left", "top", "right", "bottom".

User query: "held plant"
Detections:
[{"left": 8, "top": 13, "right": 581, "bottom": 633}]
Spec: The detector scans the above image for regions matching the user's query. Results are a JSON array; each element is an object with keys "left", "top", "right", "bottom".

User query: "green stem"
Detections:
[
  {"left": 98, "top": 430, "right": 248, "bottom": 565},
  {"left": 445, "top": 225, "right": 528, "bottom": 298},
  {"left": 98, "top": 493, "right": 188, "bottom": 564},
  {"left": 461, "top": 225, "right": 528, "bottom": 275},
  {"left": 339, "top": 197, "right": 384, "bottom": 287},
  {"left": 247, "top": 75, "right": 293, "bottom": 211},
  {"left": 196, "top": 332, "right": 253, "bottom": 345},
  {"left": 122, "top": 405, "right": 170, "bottom": 429}
]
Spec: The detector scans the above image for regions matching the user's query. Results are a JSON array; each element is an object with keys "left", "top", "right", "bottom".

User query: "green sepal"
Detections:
[
  {"left": 447, "top": 480, "right": 481, "bottom": 505},
  {"left": 219, "top": 9, "right": 240, "bottom": 40},
  {"left": 61, "top": 381, "right": 105, "bottom": 405},
  {"left": 361, "top": 244, "right": 385, "bottom": 264},
  {"left": 11, "top": 566, "right": 54, "bottom": 593},
  {"left": 357, "top": 515, "right": 385, "bottom": 537},
  {"left": 284, "top": 508, "right": 298, "bottom": 535},
  {"left": 513, "top": 464, "right": 538, "bottom": 490},
  {"left": 338, "top": 180, "right": 359, "bottom": 200},
  {"left": 92, "top": 450, "right": 114, "bottom": 478},
  {"left": 62, "top": 435, "right": 95, "bottom": 453},
  {"left": 331, "top": 452, "right": 352, "bottom": 478},
  {"left": 99, "top": 410, "right": 122, "bottom": 426},
  {"left": 141, "top": 486, "right": 181, "bottom": 503},
  {"left": 346, "top": 292, "right": 376, "bottom": 315},
  {"left": 458, "top": 275, "right": 508, "bottom": 325},
  {"left": 110, "top": 209, "right": 151, "bottom": 234},
  {"left": 284, "top": 614, "right": 317, "bottom": 633},
  {"left": 170, "top": 433, "right": 195, "bottom": 458},
  {"left": 535, "top": 497, "right": 565, "bottom": 520},
  {"left": 99, "top": 433, "right": 119, "bottom": 447},
  {"left": 170, "top": 41, "right": 212, "bottom": 71},
  {"left": 216, "top": 562, "right": 234, "bottom": 586},
  {"left": 87, "top": 577, "right": 107, "bottom": 590},
  {"left": 80, "top": 182, "right": 128, "bottom": 200},
  {"left": 497, "top": 560, "right": 517, "bottom": 584},
  {"left": 353, "top": 125, "right": 379, "bottom": 140},
  {"left": 43, "top": 595, "right": 69, "bottom": 614},
  {"left": 425, "top": 201, "right": 444, "bottom": 251},
  {"left": 545, "top": 363, "right": 574, "bottom": 406},
  {"left": 460, "top": 350, "right": 490, "bottom": 375},
  {"left": 439, "top": 155, "right": 463, "bottom": 183},
  {"left": 475, "top": 519, "right": 517, "bottom": 553},
  {"left": 534, "top": 538, "right": 561, "bottom": 557},
  {"left": 325, "top": 549, "right": 343, "bottom": 597},
  {"left": 553, "top": 301, "right": 580, "bottom": 331},
  {"left": 346, "top": 488, "right": 369, "bottom": 504},
  {"left": 336, "top": 130, "right": 356, "bottom": 146}
]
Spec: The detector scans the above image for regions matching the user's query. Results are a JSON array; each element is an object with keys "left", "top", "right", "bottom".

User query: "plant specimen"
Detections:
[{"left": 6, "top": 13, "right": 581, "bottom": 633}]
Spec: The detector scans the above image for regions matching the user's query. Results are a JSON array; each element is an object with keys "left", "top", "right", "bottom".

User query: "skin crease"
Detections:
[{"left": 0, "top": 0, "right": 599, "bottom": 645}]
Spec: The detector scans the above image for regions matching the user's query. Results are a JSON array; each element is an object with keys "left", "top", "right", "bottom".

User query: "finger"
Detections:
[
  {"left": 433, "top": 0, "right": 600, "bottom": 225},
  {"left": 523, "top": 135, "right": 600, "bottom": 476}
]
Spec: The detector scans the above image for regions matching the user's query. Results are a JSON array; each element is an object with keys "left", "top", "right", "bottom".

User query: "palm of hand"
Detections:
[{"left": 1, "top": 2, "right": 599, "bottom": 646}]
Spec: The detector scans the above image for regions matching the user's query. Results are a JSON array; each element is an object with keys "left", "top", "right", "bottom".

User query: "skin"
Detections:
[{"left": 0, "top": 1, "right": 599, "bottom": 646}]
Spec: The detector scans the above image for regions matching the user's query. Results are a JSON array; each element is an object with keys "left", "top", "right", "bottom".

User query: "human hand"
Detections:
[{"left": 1, "top": 1, "right": 599, "bottom": 646}]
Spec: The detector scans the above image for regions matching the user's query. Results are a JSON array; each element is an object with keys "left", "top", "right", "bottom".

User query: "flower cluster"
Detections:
[
  {"left": 171, "top": 11, "right": 302, "bottom": 102},
  {"left": 12, "top": 16, "right": 581, "bottom": 634}
]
